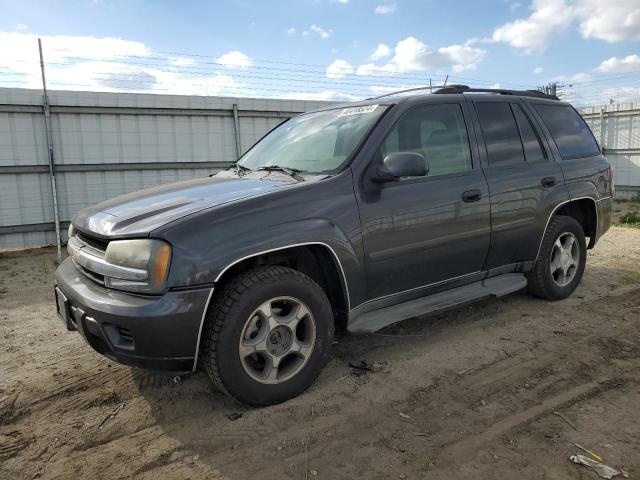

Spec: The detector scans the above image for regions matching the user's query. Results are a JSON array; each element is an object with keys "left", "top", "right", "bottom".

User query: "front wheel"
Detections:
[
  {"left": 527, "top": 215, "right": 587, "bottom": 300},
  {"left": 201, "top": 266, "right": 334, "bottom": 406}
]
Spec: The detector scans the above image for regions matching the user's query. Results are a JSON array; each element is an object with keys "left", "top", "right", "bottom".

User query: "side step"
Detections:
[{"left": 348, "top": 273, "right": 528, "bottom": 333}]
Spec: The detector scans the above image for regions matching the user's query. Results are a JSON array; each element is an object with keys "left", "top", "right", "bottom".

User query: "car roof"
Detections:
[{"left": 305, "top": 86, "right": 567, "bottom": 115}]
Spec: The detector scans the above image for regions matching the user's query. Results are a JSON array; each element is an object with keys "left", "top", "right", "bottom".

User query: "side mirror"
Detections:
[{"left": 373, "top": 152, "right": 428, "bottom": 183}]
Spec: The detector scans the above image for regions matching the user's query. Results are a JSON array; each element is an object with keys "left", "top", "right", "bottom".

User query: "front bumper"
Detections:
[{"left": 54, "top": 257, "right": 212, "bottom": 373}]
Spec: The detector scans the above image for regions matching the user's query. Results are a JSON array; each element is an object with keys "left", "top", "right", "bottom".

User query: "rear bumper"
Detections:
[{"left": 54, "top": 257, "right": 212, "bottom": 373}]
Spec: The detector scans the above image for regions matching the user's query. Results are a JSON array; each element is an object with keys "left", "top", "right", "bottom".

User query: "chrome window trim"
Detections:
[
  {"left": 192, "top": 241, "right": 350, "bottom": 372},
  {"left": 67, "top": 236, "right": 148, "bottom": 281}
]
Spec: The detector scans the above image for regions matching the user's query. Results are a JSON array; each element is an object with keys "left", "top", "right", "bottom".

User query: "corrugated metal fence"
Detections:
[
  {"left": 0, "top": 88, "right": 332, "bottom": 249},
  {"left": 581, "top": 102, "right": 640, "bottom": 198},
  {"left": 1, "top": 88, "right": 639, "bottom": 250}
]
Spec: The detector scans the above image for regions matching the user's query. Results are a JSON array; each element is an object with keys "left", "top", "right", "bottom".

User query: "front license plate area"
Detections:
[{"left": 55, "top": 287, "right": 76, "bottom": 331}]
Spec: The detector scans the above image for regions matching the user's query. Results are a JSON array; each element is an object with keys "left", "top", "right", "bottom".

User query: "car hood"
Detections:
[{"left": 72, "top": 174, "right": 296, "bottom": 237}]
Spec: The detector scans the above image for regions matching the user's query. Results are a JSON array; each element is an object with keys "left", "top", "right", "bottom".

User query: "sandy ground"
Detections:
[{"left": 1, "top": 225, "right": 640, "bottom": 480}]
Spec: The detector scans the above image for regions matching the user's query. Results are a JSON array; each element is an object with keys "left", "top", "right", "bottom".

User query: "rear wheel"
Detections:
[
  {"left": 202, "top": 266, "right": 334, "bottom": 406},
  {"left": 527, "top": 215, "right": 587, "bottom": 300}
]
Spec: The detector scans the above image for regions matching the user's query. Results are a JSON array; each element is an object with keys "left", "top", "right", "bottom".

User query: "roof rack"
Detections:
[
  {"left": 434, "top": 85, "right": 559, "bottom": 100},
  {"left": 371, "top": 85, "right": 469, "bottom": 99}
]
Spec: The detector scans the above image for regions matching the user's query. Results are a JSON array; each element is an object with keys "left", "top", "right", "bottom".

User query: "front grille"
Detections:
[{"left": 76, "top": 231, "right": 110, "bottom": 253}]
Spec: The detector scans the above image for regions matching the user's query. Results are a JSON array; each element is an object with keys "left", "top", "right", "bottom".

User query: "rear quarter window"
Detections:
[{"left": 533, "top": 104, "right": 599, "bottom": 159}]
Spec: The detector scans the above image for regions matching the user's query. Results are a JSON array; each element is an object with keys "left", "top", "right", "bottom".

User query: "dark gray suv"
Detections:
[{"left": 55, "top": 85, "right": 613, "bottom": 405}]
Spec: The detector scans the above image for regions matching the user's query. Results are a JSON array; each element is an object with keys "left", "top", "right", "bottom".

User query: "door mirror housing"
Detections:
[{"left": 373, "top": 152, "right": 429, "bottom": 182}]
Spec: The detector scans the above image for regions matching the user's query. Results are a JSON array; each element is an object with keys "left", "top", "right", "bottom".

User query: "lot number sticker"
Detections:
[{"left": 339, "top": 105, "right": 379, "bottom": 116}]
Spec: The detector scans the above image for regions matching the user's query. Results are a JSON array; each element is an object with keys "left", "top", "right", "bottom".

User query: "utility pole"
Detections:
[
  {"left": 538, "top": 82, "right": 562, "bottom": 97},
  {"left": 38, "top": 38, "right": 62, "bottom": 260}
]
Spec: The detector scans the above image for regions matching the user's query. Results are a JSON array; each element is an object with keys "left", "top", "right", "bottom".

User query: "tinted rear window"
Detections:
[
  {"left": 512, "top": 104, "right": 546, "bottom": 162},
  {"left": 475, "top": 102, "right": 525, "bottom": 167},
  {"left": 534, "top": 104, "right": 599, "bottom": 159}
]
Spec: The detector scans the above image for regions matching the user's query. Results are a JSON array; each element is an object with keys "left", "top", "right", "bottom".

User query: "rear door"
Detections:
[
  {"left": 469, "top": 98, "right": 569, "bottom": 271},
  {"left": 356, "top": 100, "right": 491, "bottom": 304}
]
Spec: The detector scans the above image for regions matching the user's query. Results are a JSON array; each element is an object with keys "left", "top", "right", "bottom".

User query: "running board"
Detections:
[{"left": 347, "top": 273, "right": 528, "bottom": 333}]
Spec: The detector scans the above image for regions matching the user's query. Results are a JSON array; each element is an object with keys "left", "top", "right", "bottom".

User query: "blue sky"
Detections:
[{"left": 0, "top": 0, "right": 639, "bottom": 105}]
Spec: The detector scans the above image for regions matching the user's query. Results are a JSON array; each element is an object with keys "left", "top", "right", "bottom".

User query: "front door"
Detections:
[{"left": 355, "top": 101, "right": 491, "bottom": 307}]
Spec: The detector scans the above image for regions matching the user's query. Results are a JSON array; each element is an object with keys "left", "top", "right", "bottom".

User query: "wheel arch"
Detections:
[
  {"left": 536, "top": 196, "right": 598, "bottom": 261},
  {"left": 192, "top": 242, "right": 350, "bottom": 371}
]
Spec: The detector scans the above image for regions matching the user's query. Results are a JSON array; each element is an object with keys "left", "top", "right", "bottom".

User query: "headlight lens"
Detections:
[{"left": 104, "top": 239, "right": 172, "bottom": 294}]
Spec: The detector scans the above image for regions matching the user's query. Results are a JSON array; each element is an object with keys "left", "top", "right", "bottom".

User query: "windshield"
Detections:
[{"left": 237, "top": 104, "right": 386, "bottom": 174}]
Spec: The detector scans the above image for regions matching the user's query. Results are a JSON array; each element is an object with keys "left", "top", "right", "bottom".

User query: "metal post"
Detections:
[
  {"left": 599, "top": 107, "right": 606, "bottom": 150},
  {"left": 38, "top": 38, "right": 62, "bottom": 260},
  {"left": 232, "top": 103, "right": 242, "bottom": 160},
  {"left": 443, "top": 75, "right": 448, "bottom": 87},
  {"left": 429, "top": 78, "right": 432, "bottom": 94}
]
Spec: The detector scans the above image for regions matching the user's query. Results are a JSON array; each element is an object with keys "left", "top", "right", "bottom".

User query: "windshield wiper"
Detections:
[{"left": 256, "top": 165, "right": 305, "bottom": 182}]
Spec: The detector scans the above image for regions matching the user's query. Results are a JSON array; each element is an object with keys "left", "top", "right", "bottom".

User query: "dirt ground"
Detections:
[{"left": 1, "top": 226, "right": 640, "bottom": 480}]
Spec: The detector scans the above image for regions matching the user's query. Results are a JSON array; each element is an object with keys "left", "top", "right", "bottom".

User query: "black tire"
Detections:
[
  {"left": 527, "top": 215, "right": 587, "bottom": 300},
  {"left": 201, "top": 266, "right": 334, "bottom": 406}
]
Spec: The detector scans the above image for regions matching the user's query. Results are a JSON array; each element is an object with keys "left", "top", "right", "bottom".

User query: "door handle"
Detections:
[
  {"left": 541, "top": 176, "right": 556, "bottom": 187},
  {"left": 462, "top": 189, "right": 482, "bottom": 202}
]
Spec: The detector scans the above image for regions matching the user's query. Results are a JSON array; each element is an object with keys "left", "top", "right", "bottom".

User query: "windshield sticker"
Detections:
[{"left": 339, "top": 104, "right": 379, "bottom": 116}]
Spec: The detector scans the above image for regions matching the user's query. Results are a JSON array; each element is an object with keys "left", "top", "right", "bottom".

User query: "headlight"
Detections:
[{"left": 103, "top": 239, "right": 171, "bottom": 294}]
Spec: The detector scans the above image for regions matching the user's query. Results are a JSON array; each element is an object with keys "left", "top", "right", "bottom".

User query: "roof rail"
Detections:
[
  {"left": 370, "top": 84, "right": 470, "bottom": 99},
  {"left": 434, "top": 85, "right": 559, "bottom": 100}
]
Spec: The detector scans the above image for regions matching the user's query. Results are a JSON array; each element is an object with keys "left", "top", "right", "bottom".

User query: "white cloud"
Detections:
[
  {"left": 334, "top": 0, "right": 349, "bottom": 4},
  {"left": 0, "top": 32, "right": 248, "bottom": 97},
  {"left": 309, "top": 24, "right": 333, "bottom": 38},
  {"left": 596, "top": 54, "right": 640, "bottom": 73},
  {"left": 369, "top": 43, "right": 391, "bottom": 61},
  {"left": 375, "top": 3, "right": 397, "bottom": 15},
  {"left": 216, "top": 50, "right": 253, "bottom": 69},
  {"left": 169, "top": 56, "right": 195, "bottom": 67},
  {"left": 491, "top": 0, "right": 574, "bottom": 53},
  {"left": 356, "top": 37, "right": 486, "bottom": 77},
  {"left": 356, "top": 63, "right": 392, "bottom": 76},
  {"left": 362, "top": 36, "right": 486, "bottom": 75},
  {"left": 491, "top": 0, "right": 640, "bottom": 52},
  {"left": 287, "top": 27, "right": 296, "bottom": 35},
  {"left": 533, "top": 66, "right": 543, "bottom": 74},
  {"left": 326, "top": 59, "right": 354, "bottom": 79},
  {"left": 15, "top": 23, "right": 28, "bottom": 31},
  {"left": 576, "top": 0, "right": 640, "bottom": 42}
]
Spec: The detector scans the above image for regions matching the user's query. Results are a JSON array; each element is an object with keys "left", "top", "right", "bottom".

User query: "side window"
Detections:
[
  {"left": 380, "top": 103, "right": 472, "bottom": 176},
  {"left": 475, "top": 102, "right": 525, "bottom": 167},
  {"left": 533, "top": 104, "right": 600, "bottom": 159},
  {"left": 512, "top": 104, "right": 547, "bottom": 162}
]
